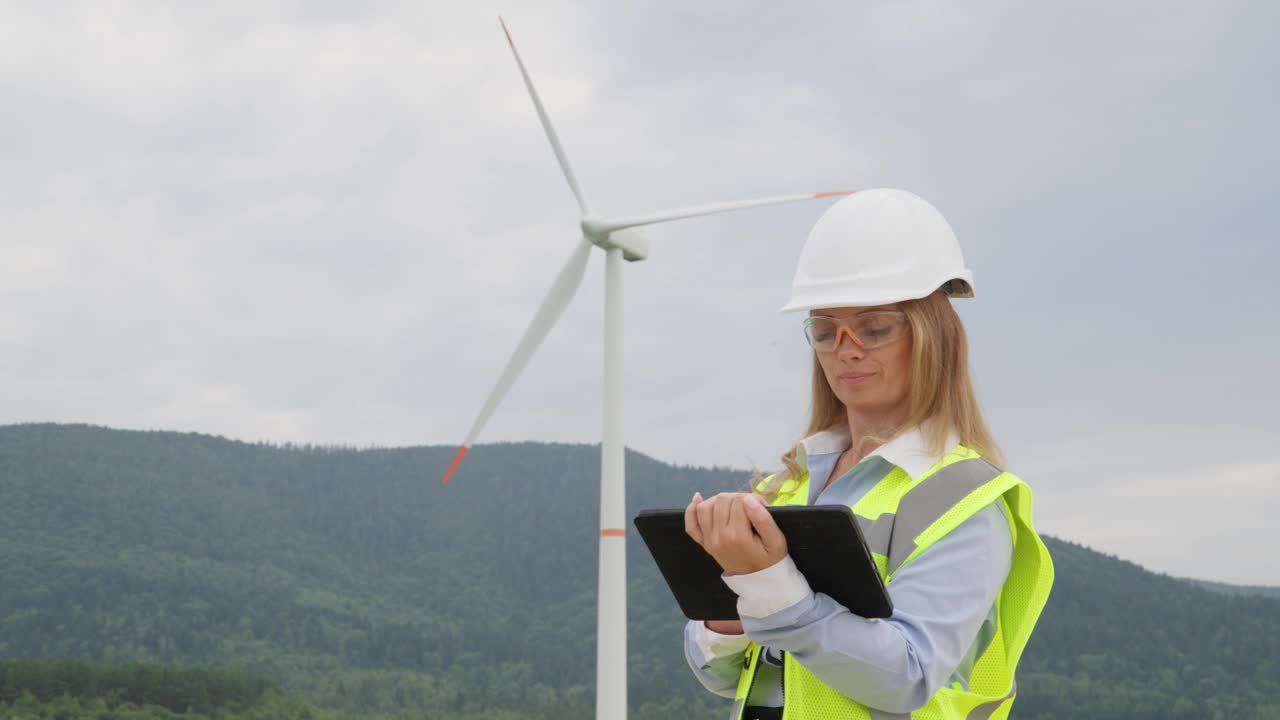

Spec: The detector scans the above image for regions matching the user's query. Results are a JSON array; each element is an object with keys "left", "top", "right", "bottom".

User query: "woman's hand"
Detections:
[
  {"left": 684, "top": 491, "right": 788, "bottom": 576},
  {"left": 704, "top": 619, "right": 744, "bottom": 635}
]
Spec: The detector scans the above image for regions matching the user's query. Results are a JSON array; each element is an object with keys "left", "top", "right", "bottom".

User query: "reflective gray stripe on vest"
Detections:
[
  {"left": 857, "top": 513, "right": 895, "bottom": 556},
  {"left": 730, "top": 698, "right": 744, "bottom": 720},
  {"left": 886, "top": 457, "right": 1004, "bottom": 574},
  {"left": 966, "top": 678, "right": 1017, "bottom": 720}
]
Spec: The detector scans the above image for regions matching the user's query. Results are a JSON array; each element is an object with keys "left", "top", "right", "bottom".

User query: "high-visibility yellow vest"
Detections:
[{"left": 732, "top": 445, "right": 1054, "bottom": 720}]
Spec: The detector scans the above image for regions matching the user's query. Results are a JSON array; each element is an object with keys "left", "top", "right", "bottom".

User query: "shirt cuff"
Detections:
[
  {"left": 721, "top": 554, "right": 812, "bottom": 619},
  {"left": 694, "top": 621, "right": 752, "bottom": 661}
]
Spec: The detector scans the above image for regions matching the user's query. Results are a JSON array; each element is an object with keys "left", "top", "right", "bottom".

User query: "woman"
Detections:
[{"left": 682, "top": 189, "right": 1053, "bottom": 720}]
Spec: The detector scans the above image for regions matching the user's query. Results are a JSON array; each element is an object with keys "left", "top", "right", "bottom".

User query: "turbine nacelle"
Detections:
[{"left": 581, "top": 217, "right": 650, "bottom": 262}]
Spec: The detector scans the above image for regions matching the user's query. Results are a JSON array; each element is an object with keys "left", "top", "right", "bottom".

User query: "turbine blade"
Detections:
[
  {"left": 500, "top": 17, "right": 592, "bottom": 215},
  {"left": 590, "top": 190, "right": 855, "bottom": 235},
  {"left": 442, "top": 237, "right": 593, "bottom": 485}
]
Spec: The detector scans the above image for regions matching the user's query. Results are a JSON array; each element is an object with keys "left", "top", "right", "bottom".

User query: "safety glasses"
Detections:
[{"left": 802, "top": 311, "right": 908, "bottom": 352}]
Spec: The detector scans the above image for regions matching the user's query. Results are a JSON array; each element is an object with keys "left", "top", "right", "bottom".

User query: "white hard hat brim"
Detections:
[{"left": 778, "top": 274, "right": 975, "bottom": 313}]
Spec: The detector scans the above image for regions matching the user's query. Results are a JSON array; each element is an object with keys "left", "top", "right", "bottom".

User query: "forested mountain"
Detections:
[
  {"left": 1, "top": 423, "right": 1277, "bottom": 719},
  {"left": 0, "top": 657, "right": 466, "bottom": 719},
  {"left": 1195, "top": 579, "right": 1280, "bottom": 599}
]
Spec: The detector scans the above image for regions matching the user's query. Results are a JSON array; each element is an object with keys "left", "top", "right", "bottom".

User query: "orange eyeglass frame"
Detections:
[
  {"left": 805, "top": 310, "right": 907, "bottom": 352},
  {"left": 833, "top": 325, "right": 866, "bottom": 349}
]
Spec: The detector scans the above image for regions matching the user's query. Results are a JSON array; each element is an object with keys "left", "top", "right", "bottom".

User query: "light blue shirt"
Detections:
[{"left": 683, "top": 442, "right": 1013, "bottom": 714}]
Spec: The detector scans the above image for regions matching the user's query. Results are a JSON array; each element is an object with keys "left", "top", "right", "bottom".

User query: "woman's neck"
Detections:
[{"left": 843, "top": 404, "right": 910, "bottom": 464}]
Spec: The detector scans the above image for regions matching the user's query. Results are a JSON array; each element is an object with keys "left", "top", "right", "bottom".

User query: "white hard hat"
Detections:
[{"left": 780, "top": 188, "right": 974, "bottom": 312}]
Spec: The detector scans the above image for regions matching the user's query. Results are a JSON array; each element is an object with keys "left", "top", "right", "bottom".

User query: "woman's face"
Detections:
[{"left": 811, "top": 304, "right": 913, "bottom": 419}]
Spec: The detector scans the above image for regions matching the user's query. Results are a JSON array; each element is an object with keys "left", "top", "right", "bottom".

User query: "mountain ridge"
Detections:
[
  {"left": 1, "top": 422, "right": 1277, "bottom": 720},
  {"left": 7, "top": 420, "right": 1273, "bottom": 594}
]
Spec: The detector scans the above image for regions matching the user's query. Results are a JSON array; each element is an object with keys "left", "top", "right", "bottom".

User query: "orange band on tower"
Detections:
[{"left": 601, "top": 529, "right": 626, "bottom": 537}]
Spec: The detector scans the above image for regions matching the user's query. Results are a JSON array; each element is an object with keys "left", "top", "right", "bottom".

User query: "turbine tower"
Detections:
[{"left": 441, "top": 18, "right": 852, "bottom": 720}]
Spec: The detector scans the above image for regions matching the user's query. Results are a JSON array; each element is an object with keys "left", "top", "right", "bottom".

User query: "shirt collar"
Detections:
[{"left": 798, "top": 423, "right": 960, "bottom": 481}]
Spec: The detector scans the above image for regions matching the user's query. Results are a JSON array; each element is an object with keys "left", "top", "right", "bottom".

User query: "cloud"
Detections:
[
  {"left": 0, "top": 1, "right": 1276, "bottom": 582},
  {"left": 1016, "top": 425, "right": 1280, "bottom": 585}
]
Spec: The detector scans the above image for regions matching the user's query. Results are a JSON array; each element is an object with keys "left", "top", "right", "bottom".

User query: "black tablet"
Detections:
[{"left": 633, "top": 505, "right": 892, "bottom": 620}]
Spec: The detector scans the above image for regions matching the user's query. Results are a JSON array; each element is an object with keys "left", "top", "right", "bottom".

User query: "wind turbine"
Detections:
[{"left": 441, "top": 18, "right": 852, "bottom": 720}]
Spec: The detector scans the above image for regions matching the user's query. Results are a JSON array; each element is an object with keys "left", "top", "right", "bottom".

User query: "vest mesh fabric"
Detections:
[{"left": 734, "top": 446, "right": 1054, "bottom": 720}]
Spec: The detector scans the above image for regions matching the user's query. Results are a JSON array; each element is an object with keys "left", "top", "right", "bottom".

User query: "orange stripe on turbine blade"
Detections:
[
  {"left": 440, "top": 446, "right": 470, "bottom": 486},
  {"left": 600, "top": 529, "right": 626, "bottom": 538},
  {"left": 499, "top": 17, "right": 513, "bottom": 47},
  {"left": 814, "top": 190, "right": 856, "bottom": 198}
]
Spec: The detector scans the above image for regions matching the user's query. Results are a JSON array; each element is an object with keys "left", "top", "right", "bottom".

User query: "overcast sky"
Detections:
[{"left": 1, "top": 1, "right": 1277, "bottom": 585}]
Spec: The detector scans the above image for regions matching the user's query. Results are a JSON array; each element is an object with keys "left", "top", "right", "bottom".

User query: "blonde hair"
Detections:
[{"left": 756, "top": 291, "right": 1002, "bottom": 501}]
